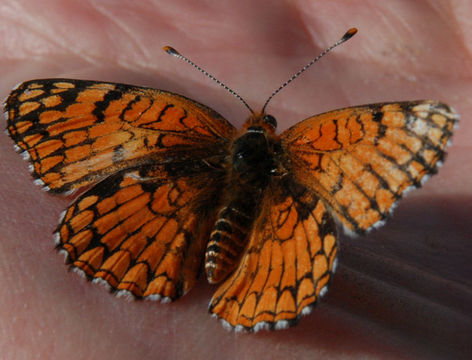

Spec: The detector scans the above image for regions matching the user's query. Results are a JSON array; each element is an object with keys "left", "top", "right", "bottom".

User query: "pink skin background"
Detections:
[{"left": 0, "top": 1, "right": 471, "bottom": 359}]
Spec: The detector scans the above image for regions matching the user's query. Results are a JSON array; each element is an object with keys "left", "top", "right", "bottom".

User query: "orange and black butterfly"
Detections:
[{"left": 4, "top": 29, "right": 458, "bottom": 332}]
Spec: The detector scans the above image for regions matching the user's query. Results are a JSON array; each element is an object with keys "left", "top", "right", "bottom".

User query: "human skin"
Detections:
[{"left": 0, "top": 0, "right": 471, "bottom": 359}]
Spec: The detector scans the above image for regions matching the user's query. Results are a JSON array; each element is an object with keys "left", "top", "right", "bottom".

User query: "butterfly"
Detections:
[{"left": 4, "top": 28, "right": 458, "bottom": 332}]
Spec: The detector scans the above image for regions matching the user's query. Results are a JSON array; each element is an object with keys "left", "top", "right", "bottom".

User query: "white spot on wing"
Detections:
[
  {"left": 92, "top": 277, "right": 111, "bottom": 291},
  {"left": 53, "top": 232, "right": 61, "bottom": 245},
  {"left": 319, "top": 286, "right": 328, "bottom": 298},
  {"left": 411, "top": 118, "right": 428, "bottom": 135},
  {"left": 301, "top": 305, "right": 313, "bottom": 316},
  {"left": 220, "top": 319, "right": 233, "bottom": 332},
  {"left": 145, "top": 294, "right": 162, "bottom": 302},
  {"left": 33, "top": 178, "right": 45, "bottom": 186},
  {"left": 253, "top": 321, "right": 269, "bottom": 333},
  {"left": 22, "top": 151, "right": 31, "bottom": 161},
  {"left": 234, "top": 325, "right": 245, "bottom": 333},
  {"left": 58, "top": 210, "right": 67, "bottom": 223},
  {"left": 116, "top": 289, "right": 135, "bottom": 301},
  {"left": 58, "top": 249, "right": 69, "bottom": 262},
  {"left": 160, "top": 297, "right": 171, "bottom": 304},
  {"left": 420, "top": 173, "right": 431, "bottom": 186},
  {"left": 371, "top": 218, "right": 387, "bottom": 230},
  {"left": 332, "top": 257, "right": 338, "bottom": 273},
  {"left": 63, "top": 188, "right": 77, "bottom": 196},
  {"left": 402, "top": 185, "right": 416, "bottom": 197},
  {"left": 71, "top": 267, "right": 87, "bottom": 279},
  {"left": 275, "top": 320, "right": 289, "bottom": 330},
  {"left": 341, "top": 223, "right": 358, "bottom": 238}
]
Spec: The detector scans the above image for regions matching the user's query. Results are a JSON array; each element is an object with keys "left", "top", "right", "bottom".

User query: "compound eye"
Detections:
[{"left": 263, "top": 114, "right": 277, "bottom": 128}]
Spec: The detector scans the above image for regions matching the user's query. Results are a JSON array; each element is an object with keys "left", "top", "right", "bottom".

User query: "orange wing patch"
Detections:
[
  {"left": 6, "top": 79, "right": 236, "bottom": 193},
  {"left": 209, "top": 179, "right": 337, "bottom": 332},
  {"left": 281, "top": 101, "right": 458, "bottom": 234},
  {"left": 56, "top": 166, "right": 221, "bottom": 301}
]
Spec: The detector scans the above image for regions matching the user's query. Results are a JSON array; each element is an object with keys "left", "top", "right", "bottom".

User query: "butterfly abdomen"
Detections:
[
  {"left": 205, "top": 125, "right": 278, "bottom": 284},
  {"left": 205, "top": 195, "right": 257, "bottom": 284}
]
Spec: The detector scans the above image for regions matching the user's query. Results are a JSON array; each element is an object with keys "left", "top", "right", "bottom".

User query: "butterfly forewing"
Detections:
[
  {"left": 5, "top": 79, "right": 236, "bottom": 193},
  {"left": 280, "top": 100, "right": 458, "bottom": 234}
]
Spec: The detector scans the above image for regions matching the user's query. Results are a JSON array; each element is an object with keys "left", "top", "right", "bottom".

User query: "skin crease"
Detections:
[{"left": 0, "top": 0, "right": 471, "bottom": 359}]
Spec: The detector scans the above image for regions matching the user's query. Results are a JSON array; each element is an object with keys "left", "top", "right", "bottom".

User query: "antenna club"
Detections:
[
  {"left": 163, "top": 46, "right": 180, "bottom": 56},
  {"left": 261, "top": 27, "right": 358, "bottom": 113},
  {"left": 342, "top": 28, "right": 358, "bottom": 41},
  {"left": 164, "top": 44, "right": 255, "bottom": 114}
]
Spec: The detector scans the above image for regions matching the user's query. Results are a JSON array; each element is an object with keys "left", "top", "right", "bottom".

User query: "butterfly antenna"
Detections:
[
  {"left": 261, "top": 28, "right": 358, "bottom": 113},
  {"left": 164, "top": 46, "right": 255, "bottom": 114}
]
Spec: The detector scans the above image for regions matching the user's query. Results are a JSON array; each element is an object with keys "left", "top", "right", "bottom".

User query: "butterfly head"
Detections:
[{"left": 242, "top": 112, "right": 277, "bottom": 134}]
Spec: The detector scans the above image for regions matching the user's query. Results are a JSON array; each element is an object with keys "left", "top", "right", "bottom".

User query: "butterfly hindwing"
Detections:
[
  {"left": 56, "top": 164, "right": 223, "bottom": 301},
  {"left": 280, "top": 100, "right": 458, "bottom": 234},
  {"left": 5, "top": 79, "right": 236, "bottom": 193},
  {"left": 209, "top": 177, "right": 337, "bottom": 331}
]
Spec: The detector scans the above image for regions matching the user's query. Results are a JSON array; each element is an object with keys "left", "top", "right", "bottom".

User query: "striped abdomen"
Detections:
[{"left": 205, "top": 194, "right": 258, "bottom": 284}]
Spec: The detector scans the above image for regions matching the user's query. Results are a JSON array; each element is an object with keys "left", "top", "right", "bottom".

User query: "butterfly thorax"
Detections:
[
  {"left": 205, "top": 117, "right": 281, "bottom": 284},
  {"left": 232, "top": 127, "right": 278, "bottom": 187}
]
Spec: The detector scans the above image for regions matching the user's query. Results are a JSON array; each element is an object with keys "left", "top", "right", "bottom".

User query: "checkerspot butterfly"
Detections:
[{"left": 4, "top": 28, "right": 457, "bottom": 332}]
